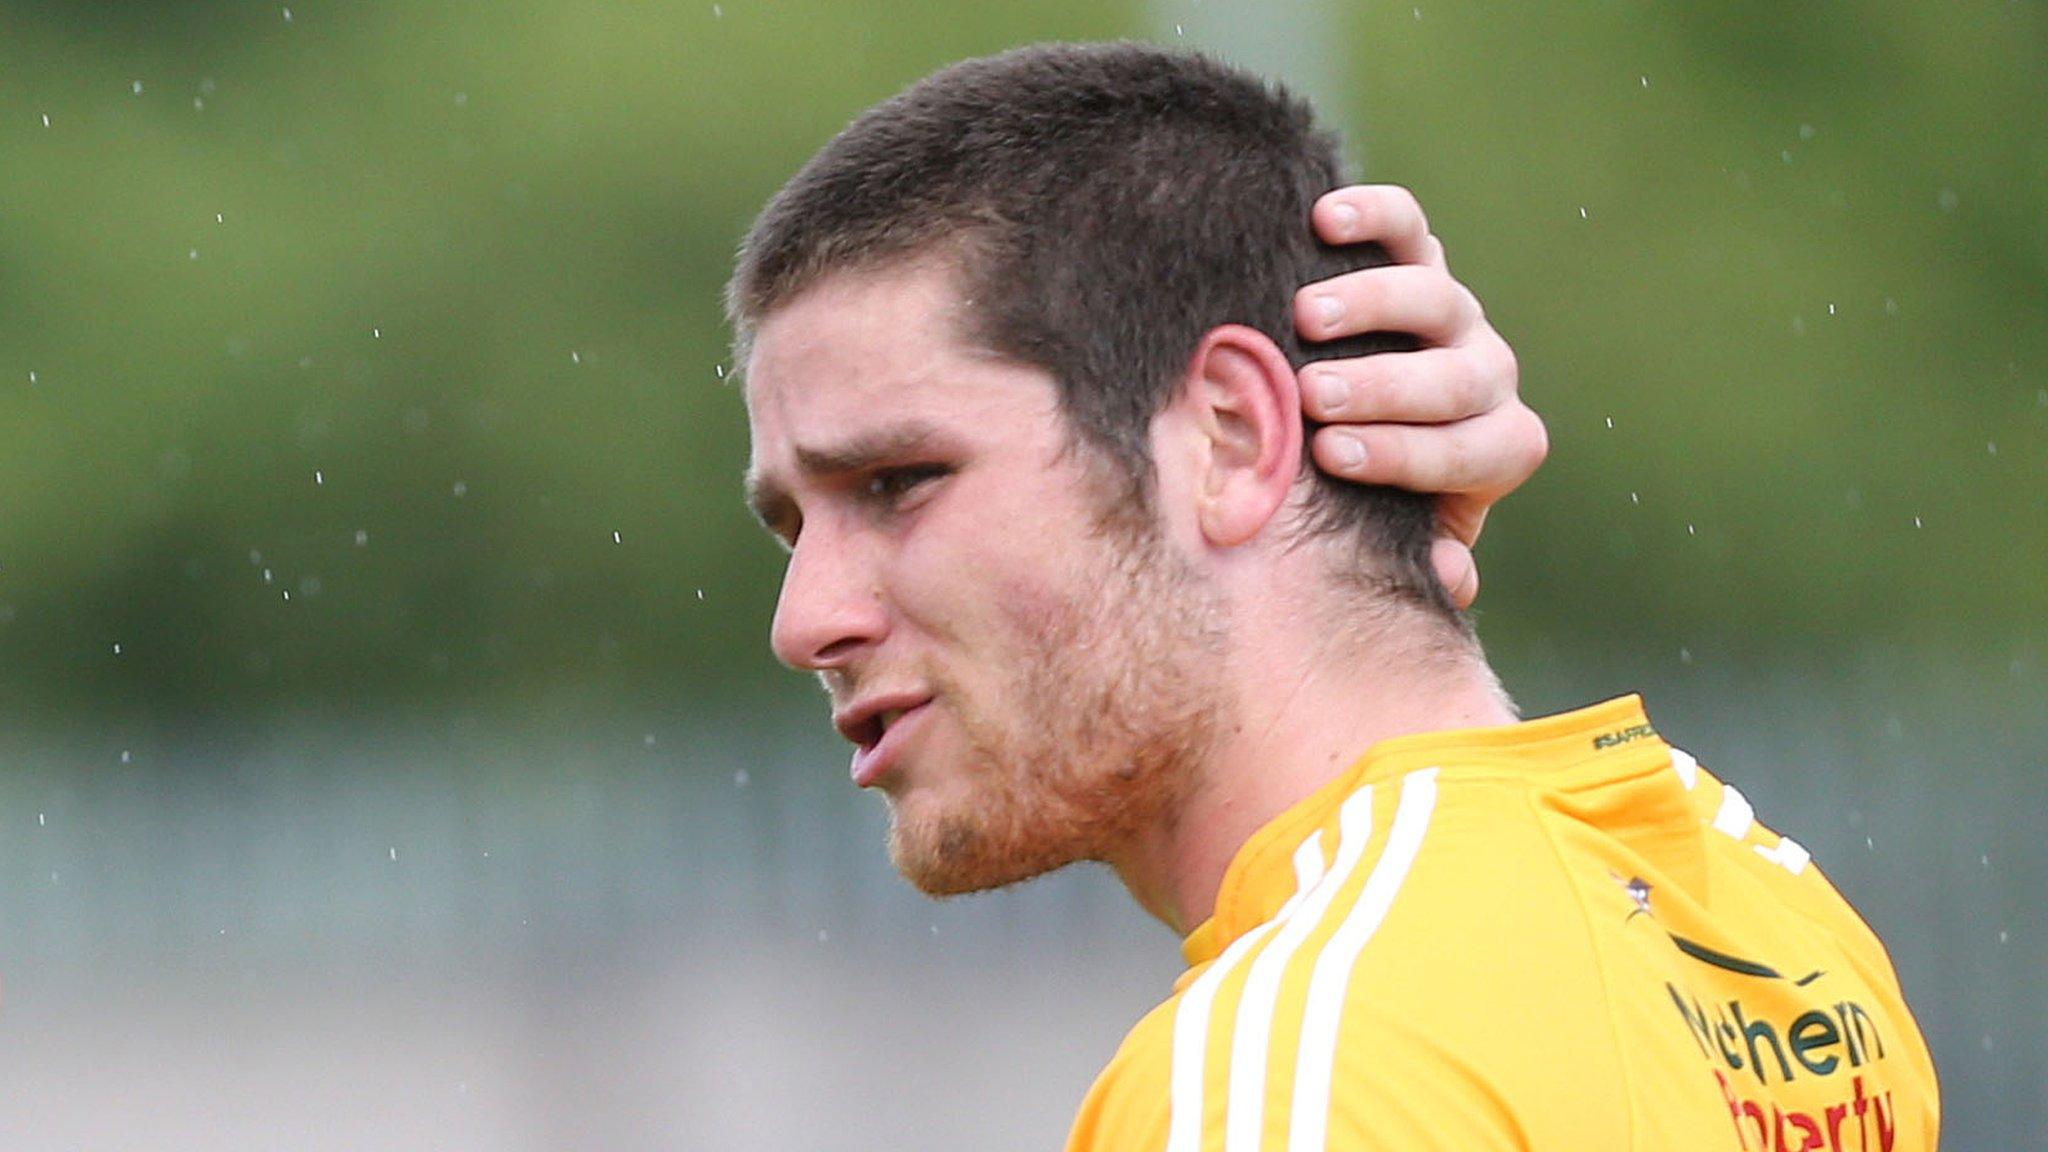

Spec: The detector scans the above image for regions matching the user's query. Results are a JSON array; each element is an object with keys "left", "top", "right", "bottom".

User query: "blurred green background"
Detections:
[{"left": 1, "top": 1, "right": 2041, "bottom": 1147}]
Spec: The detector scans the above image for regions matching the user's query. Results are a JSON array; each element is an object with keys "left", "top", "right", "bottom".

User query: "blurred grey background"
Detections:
[{"left": 1, "top": 1, "right": 2042, "bottom": 1147}]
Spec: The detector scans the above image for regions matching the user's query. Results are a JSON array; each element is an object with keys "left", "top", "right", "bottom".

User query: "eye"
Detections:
[{"left": 863, "top": 464, "right": 950, "bottom": 507}]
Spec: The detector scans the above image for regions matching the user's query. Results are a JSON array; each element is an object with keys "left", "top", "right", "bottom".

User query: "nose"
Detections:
[{"left": 769, "top": 528, "right": 887, "bottom": 671}]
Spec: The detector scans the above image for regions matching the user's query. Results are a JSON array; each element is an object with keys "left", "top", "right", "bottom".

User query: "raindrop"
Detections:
[
  {"left": 570, "top": 350, "right": 581, "bottom": 364},
  {"left": 353, "top": 529, "right": 369, "bottom": 546},
  {"left": 1980, "top": 853, "right": 1991, "bottom": 868},
  {"left": 1412, "top": 6, "right": 1422, "bottom": 18},
  {"left": 452, "top": 480, "right": 468, "bottom": 497},
  {"left": 193, "top": 98, "right": 205, "bottom": 112},
  {"left": 1791, "top": 316, "right": 1806, "bottom": 336},
  {"left": 216, "top": 213, "right": 225, "bottom": 224},
  {"left": 389, "top": 847, "right": 398, "bottom": 862},
  {"left": 612, "top": 530, "right": 622, "bottom": 544},
  {"left": 1687, "top": 524, "right": 1696, "bottom": 536},
  {"left": 1578, "top": 206, "right": 1588, "bottom": 219},
  {"left": 1913, "top": 516, "right": 1923, "bottom": 528},
  {"left": 1865, "top": 835, "right": 1875, "bottom": 851},
  {"left": 281, "top": 590, "right": 291, "bottom": 601},
  {"left": 1678, "top": 647, "right": 1693, "bottom": 664},
  {"left": 714, "top": 363, "right": 726, "bottom": 379},
  {"left": 454, "top": 92, "right": 468, "bottom": 107},
  {"left": 188, "top": 249, "right": 199, "bottom": 260},
  {"left": 1936, "top": 189, "right": 1959, "bottom": 212},
  {"left": 1986, "top": 441, "right": 1998, "bottom": 456},
  {"left": 1174, "top": 23, "right": 1183, "bottom": 35},
  {"left": 314, "top": 469, "right": 324, "bottom": 485},
  {"left": 1798, "top": 123, "right": 1815, "bottom": 141},
  {"left": 283, "top": 7, "right": 293, "bottom": 21},
  {"left": 372, "top": 327, "right": 382, "bottom": 339},
  {"left": 1604, "top": 416, "right": 1614, "bottom": 429},
  {"left": 262, "top": 568, "right": 274, "bottom": 584},
  {"left": 1999, "top": 929, "right": 2010, "bottom": 944},
  {"left": 712, "top": 3, "right": 723, "bottom": 14},
  {"left": 27, "top": 371, "right": 36, "bottom": 384},
  {"left": 816, "top": 929, "right": 829, "bottom": 943},
  {"left": 131, "top": 80, "right": 144, "bottom": 95},
  {"left": 1826, "top": 302, "right": 1836, "bottom": 316},
  {"left": 1629, "top": 492, "right": 1640, "bottom": 505},
  {"left": 643, "top": 734, "right": 657, "bottom": 747},
  {"left": 249, "top": 549, "right": 263, "bottom": 564},
  {"left": 40, "top": 113, "right": 50, "bottom": 128},
  {"left": 733, "top": 768, "right": 750, "bottom": 787},
  {"left": 112, "top": 642, "right": 123, "bottom": 655},
  {"left": 695, "top": 588, "right": 705, "bottom": 600},
  {"left": 1884, "top": 297, "right": 1899, "bottom": 315},
  {"left": 120, "top": 750, "right": 131, "bottom": 763},
  {"left": 38, "top": 813, "right": 45, "bottom": 826},
  {"left": 1780, "top": 150, "right": 1793, "bottom": 164},
  {"left": 1639, "top": 75, "right": 1649, "bottom": 89},
  {"left": 1981, "top": 1035, "right": 1996, "bottom": 1053}
]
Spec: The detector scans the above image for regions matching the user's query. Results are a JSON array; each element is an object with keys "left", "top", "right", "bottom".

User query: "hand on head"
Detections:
[{"left": 1292, "top": 185, "right": 1548, "bottom": 608}]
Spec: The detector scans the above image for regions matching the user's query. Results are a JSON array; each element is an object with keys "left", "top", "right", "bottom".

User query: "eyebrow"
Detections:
[{"left": 744, "top": 420, "right": 949, "bottom": 536}]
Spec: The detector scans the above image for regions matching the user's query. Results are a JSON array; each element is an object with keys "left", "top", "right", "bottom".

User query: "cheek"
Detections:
[{"left": 885, "top": 507, "right": 1070, "bottom": 636}]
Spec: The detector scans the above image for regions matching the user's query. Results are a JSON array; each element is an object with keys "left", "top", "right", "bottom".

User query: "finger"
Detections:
[
  {"left": 1311, "top": 185, "right": 1433, "bottom": 265},
  {"left": 1300, "top": 342, "right": 1517, "bottom": 425},
  {"left": 1308, "top": 402, "right": 1548, "bottom": 501},
  {"left": 1436, "top": 498, "right": 1490, "bottom": 550},
  {"left": 1430, "top": 538, "right": 1480, "bottom": 609},
  {"left": 1294, "top": 263, "right": 1481, "bottom": 346}
]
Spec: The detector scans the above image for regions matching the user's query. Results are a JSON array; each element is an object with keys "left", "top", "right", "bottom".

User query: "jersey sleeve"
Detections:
[
  {"left": 1065, "top": 983, "right": 1567, "bottom": 1152},
  {"left": 1067, "top": 774, "right": 1632, "bottom": 1151}
]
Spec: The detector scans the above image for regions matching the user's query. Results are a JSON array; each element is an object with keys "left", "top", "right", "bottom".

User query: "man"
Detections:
[{"left": 731, "top": 43, "right": 1938, "bottom": 1150}]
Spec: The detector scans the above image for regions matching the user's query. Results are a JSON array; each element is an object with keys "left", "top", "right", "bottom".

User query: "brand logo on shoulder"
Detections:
[{"left": 1593, "top": 723, "right": 1658, "bottom": 750}]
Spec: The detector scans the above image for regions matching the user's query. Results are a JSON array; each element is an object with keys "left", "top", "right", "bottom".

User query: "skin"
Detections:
[
  {"left": 745, "top": 265, "right": 1231, "bottom": 902},
  {"left": 746, "top": 257, "right": 1517, "bottom": 932}
]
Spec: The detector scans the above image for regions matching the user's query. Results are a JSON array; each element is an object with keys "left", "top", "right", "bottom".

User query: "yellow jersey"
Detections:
[{"left": 1066, "top": 696, "right": 1938, "bottom": 1151}]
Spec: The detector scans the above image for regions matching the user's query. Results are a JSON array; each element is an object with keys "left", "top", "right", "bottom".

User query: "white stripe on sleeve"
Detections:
[
  {"left": 1712, "top": 782, "right": 1755, "bottom": 840},
  {"left": 1165, "top": 814, "right": 1335, "bottom": 1152},
  {"left": 1287, "top": 768, "right": 1440, "bottom": 1151},
  {"left": 1221, "top": 787, "right": 1379, "bottom": 1152}
]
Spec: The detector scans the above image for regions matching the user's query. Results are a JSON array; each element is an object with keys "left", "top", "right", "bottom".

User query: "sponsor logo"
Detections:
[
  {"left": 1713, "top": 1070, "right": 1898, "bottom": 1152},
  {"left": 1671, "top": 985, "right": 1902, "bottom": 1151}
]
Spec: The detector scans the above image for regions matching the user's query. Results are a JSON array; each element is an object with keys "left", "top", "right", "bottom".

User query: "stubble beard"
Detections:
[{"left": 887, "top": 516, "right": 1232, "bottom": 897}]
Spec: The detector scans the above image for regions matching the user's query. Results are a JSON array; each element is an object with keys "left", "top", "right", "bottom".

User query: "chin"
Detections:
[{"left": 886, "top": 804, "right": 1080, "bottom": 896}]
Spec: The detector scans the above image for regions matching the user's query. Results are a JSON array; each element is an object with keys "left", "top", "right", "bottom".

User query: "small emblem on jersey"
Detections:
[{"left": 1623, "top": 876, "right": 1654, "bottom": 921}]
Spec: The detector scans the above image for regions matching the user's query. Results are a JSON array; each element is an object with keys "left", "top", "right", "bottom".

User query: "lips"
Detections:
[{"left": 834, "top": 693, "right": 933, "bottom": 787}]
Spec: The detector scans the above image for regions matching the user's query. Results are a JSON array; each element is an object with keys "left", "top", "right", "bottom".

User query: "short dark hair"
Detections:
[{"left": 729, "top": 42, "right": 1455, "bottom": 621}]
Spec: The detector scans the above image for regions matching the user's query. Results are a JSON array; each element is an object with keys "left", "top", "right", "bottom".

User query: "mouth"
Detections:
[{"left": 833, "top": 693, "right": 933, "bottom": 787}]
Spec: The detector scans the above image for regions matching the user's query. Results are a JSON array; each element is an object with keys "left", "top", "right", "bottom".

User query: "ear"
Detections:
[{"left": 1169, "top": 324, "right": 1304, "bottom": 549}]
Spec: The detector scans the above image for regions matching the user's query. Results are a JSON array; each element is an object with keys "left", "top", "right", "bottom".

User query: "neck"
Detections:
[{"left": 1106, "top": 604, "right": 1514, "bottom": 936}]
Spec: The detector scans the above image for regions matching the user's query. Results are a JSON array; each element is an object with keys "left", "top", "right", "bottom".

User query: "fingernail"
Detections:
[
  {"left": 1312, "top": 294, "right": 1343, "bottom": 329},
  {"left": 1329, "top": 202, "right": 1360, "bottom": 237},
  {"left": 1328, "top": 433, "right": 1366, "bottom": 469},
  {"left": 1309, "top": 371, "right": 1348, "bottom": 413}
]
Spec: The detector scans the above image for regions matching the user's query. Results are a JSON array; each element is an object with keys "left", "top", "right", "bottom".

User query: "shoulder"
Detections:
[{"left": 1070, "top": 767, "right": 1630, "bottom": 1151}]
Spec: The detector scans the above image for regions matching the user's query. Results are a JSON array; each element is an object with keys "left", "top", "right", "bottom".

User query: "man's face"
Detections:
[{"left": 743, "top": 260, "right": 1230, "bottom": 895}]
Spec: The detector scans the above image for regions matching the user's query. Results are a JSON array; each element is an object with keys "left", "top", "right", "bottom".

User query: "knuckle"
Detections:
[
  {"left": 1455, "top": 283, "right": 1486, "bottom": 324},
  {"left": 1491, "top": 340, "right": 1520, "bottom": 388}
]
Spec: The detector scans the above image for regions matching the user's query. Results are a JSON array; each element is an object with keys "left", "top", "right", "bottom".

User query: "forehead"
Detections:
[{"left": 742, "top": 262, "right": 1060, "bottom": 468}]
